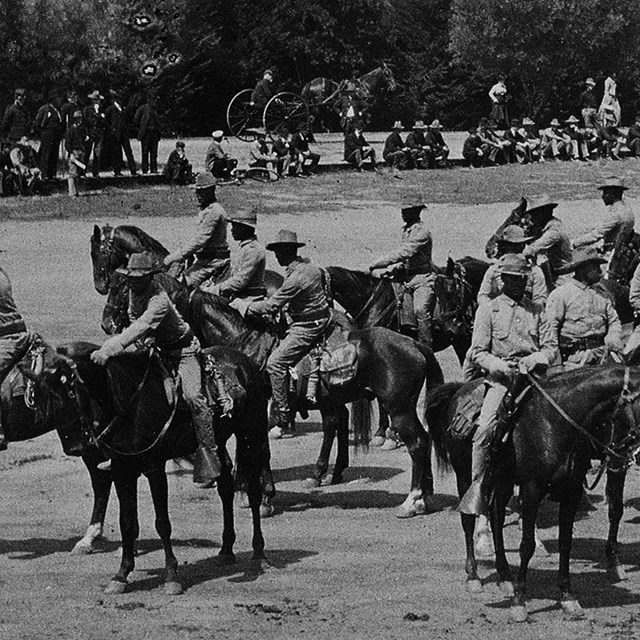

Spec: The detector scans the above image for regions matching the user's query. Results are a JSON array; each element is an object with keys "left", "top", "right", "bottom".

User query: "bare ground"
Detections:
[{"left": 0, "top": 163, "right": 640, "bottom": 639}]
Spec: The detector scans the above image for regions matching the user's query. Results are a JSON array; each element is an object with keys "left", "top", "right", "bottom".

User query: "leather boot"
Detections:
[
  {"left": 458, "top": 480, "right": 487, "bottom": 516},
  {"left": 193, "top": 445, "right": 222, "bottom": 487}
]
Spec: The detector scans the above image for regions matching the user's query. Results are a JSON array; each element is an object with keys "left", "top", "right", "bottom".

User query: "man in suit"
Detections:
[
  {"left": 3, "top": 89, "right": 31, "bottom": 143},
  {"left": 134, "top": 94, "right": 161, "bottom": 174},
  {"left": 104, "top": 89, "right": 137, "bottom": 176},
  {"left": 334, "top": 82, "right": 364, "bottom": 133},
  {"left": 82, "top": 90, "right": 106, "bottom": 178},
  {"left": 33, "top": 91, "right": 63, "bottom": 180},
  {"left": 424, "top": 119, "right": 449, "bottom": 168},
  {"left": 383, "top": 121, "right": 411, "bottom": 171},
  {"left": 344, "top": 122, "right": 377, "bottom": 171},
  {"left": 251, "top": 69, "right": 275, "bottom": 110},
  {"left": 290, "top": 124, "right": 320, "bottom": 177},
  {"left": 405, "top": 121, "right": 433, "bottom": 169}
]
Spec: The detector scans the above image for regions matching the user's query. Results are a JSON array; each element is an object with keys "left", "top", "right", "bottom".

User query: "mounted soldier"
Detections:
[
  {"left": 369, "top": 193, "right": 435, "bottom": 349},
  {"left": 163, "top": 172, "right": 230, "bottom": 288},
  {"left": 459, "top": 254, "right": 556, "bottom": 516},
  {"left": 90, "top": 252, "right": 224, "bottom": 486},
  {"left": 246, "top": 230, "right": 331, "bottom": 438},
  {"left": 546, "top": 246, "right": 622, "bottom": 367}
]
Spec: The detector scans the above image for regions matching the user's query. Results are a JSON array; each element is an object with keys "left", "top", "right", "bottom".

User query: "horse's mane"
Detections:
[{"left": 114, "top": 225, "right": 169, "bottom": 257}]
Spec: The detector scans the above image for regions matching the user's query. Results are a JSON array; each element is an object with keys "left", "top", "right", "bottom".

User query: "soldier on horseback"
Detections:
[
  {"left": 369, "top": 193, "right": 435, "bottom": 349},
  {"left": 546, "top": 246, "right": 622, "bottom": 366},
  {"left": 459, "top": 254, "right": 556, "bottom": 516},
  {"left": 246, "top": 230, "right": 331, "bottom": 438},
  {"left": 163, "top": 172, "right": 230, "bottom": 288},
  {"left": 90, "top": 252, "right": 223, "bottom": 486}
]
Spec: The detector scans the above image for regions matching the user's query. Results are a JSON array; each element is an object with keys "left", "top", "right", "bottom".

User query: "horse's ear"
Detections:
[
  {"left": 446, "top": 257, "right": 455, "bottom": 276},
  {"left": 93, "top": 225, "right": 101, "bottom": 240}
]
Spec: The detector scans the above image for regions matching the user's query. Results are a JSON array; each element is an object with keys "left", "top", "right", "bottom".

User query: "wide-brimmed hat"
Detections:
[
  {"left": 229, "top": 207, "right": 258, "bottom": 228},
  {"left": 557, "top": 246, "right": 606, "bottom": 275},
  {"left": 195, "top": 172, "right": 218, "bottom": 190},
  {"left": 401, "top": 192, "right": 426, "bottom": 210},
  {"left": 211, "top": 129, "right": 223, "bottom": 139},
  {"left": 500, "top": 225, "right": 534, "bottom": 243},
  {"left": 266, "top": 229, "right": 305, "bottom": 251},
  {"left": 565, "top": 115, "right": 580, "bottom": 124},
  {"left": 264, "top": 69, "right": 273, "bottom": 76},
  {"left": 497, "top": 254, "right": 531, "bottom": 276},
  {"left": 391, "top": 121, "right": 403, "bottom": 130},
  {"left": 522, "top": 117, "right": 535, "bottom": 125},
  {"left": 527, "top": 195, "right": 558, "bottom": 215},
  {"left": 549, "top": 118, "right": 561, "bottom": 127},
  {"left": 412, "top": 120, "right": 427, "bottom": 130},
  {"left": 585, "top": 77, "right": 596, "bottom": 86},
  {"left": 115, "top": 252, "right": 161, "bottom": 278},
  {"left": 14, "top": 88, "right": 26, "bottom": 97},
  {"left": 72, "top": 110, "right": 83, "bottom": 119},
  {"left": 598, "top": 176, "right": 628, "bottom": 191},
  {"left": 429, "top": 119, "right": 443, "bottom": 129},
  {"left": 87, "top": 90, "right": 104, "bottom": 101}
]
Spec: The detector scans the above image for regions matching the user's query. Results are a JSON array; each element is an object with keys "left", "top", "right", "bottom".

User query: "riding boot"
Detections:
[
  {"left": 458, "top": 440, "right": 490, "bottom": 515},
  {"left": 416, "top": 319, "right": 433, "bottom": 351},
  {"left": 193, "top": 444, "right": 222, "bottom": 486}
]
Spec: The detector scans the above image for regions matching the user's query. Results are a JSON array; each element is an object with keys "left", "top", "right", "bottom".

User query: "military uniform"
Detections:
[
  {"left": 249, "top": 242, "right": 330, "bottom": 424},
  {"left": 573, "top": 199, "right": 635, "bottom": 258},
  {"left": 370, "top": 216, "right": 435, "bottom": 348},
  {"left": 625, "top": 262, "right": 640, "bottom": 355},
  {"left": 523, "top": 216, "right": 572, "bottom": 285},
  {"left": 477, "top": 260, "right": 547, "bottom": 309}
]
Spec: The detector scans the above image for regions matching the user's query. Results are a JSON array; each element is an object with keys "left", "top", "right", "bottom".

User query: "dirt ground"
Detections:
[{"left": 1, "top": 163, "right": 640, "bottom": 639}]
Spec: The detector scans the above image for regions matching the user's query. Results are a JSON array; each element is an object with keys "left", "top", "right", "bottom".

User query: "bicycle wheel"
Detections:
[{"left": 244, "top": 167, "right": 279, "bottom": 183}]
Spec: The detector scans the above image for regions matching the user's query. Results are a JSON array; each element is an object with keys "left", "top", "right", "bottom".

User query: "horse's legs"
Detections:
[
  {"left": 491, "top": 477, "right": 515, "bottom": 594},
  {"left": 558, "top": 484, "right": 585, "bottom": 617},
  {"left": 105, "top": 464, "right": 140, "bottom": 594},
  {"left": 605, "top": 469, "right": 628, "bottom": 581},
  {"left": 216, "top": 444, "right": 236, "bottom": 563},
  {"left": 146, "top": 466, "right": 182, "bottom": 595},
  {"left": 474, "top": 515, "right": 494, "bottom": 557},
  {"left": 372, "top": 401, "right": 390, "bottom": 446},
  {"left": 332, "top": 405, "right": 350, "bottom": 484},
  {"left": 309, "top": 409, "right": 338, "bottom": 487},
  {"left": 72, "top": 449, "right": 113, "bottom": 555},
  {"left": 245, "top": 458, "right": 267, "bottom": 563},
  {"left": 462, "top": 513, "right": 482, "bottom": 592}
]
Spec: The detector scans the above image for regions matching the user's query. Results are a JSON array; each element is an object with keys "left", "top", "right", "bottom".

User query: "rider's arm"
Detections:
[
  {"left": 218, "top": 247, "right": 264, "bottom": 298},
  {"left": 369, "top": 226, "right": 431, "bottom": 270},
  {"left": 573, "top": 211, "right": 619, "bottom": 248},
  {"left": 604, "top": 298, "right": 622, "bottom": 349},
  {"left": 630, "top": 264, "right": 640, "bottom": 313},
  {"left": 523, "top": 225, "right": 561, "bottom": 259},
  {"left": 530, "top": 266, "right": 548, "bottom": 310},
  {"left": 468, "top": 303, "right": 507, "bottom": 374},
  {"left": 169, "top": 209, "right": 221, "bottom": 262},
  {"left": 249, "top": 273, "right": 300, "bottom": 315}
]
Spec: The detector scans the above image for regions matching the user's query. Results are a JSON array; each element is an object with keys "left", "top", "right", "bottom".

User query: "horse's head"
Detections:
[
  {"left": 91, "top": 225, "right": 125, "bottom": 295},
  {"left": 380, "top": 62, "right": 396, "bottom": 91},
  {"left": 101, "top": 273, "right": 131, "bottom": 335},
  {"left": 607, "top": 366, "right": 640, "bottom": 472}
]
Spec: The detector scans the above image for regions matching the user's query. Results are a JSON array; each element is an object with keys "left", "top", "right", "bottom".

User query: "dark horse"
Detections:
[
  {"left": 23, "top": 342, "right": 273, "bottom": 595},
  {"left": 425, "top": 366, "right": 640, "bottom": 622}
]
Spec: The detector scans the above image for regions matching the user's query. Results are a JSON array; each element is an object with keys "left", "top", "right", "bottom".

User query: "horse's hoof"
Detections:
[
  {"left": 70, "top": 541, "right": 94, "bottom": 556},
  {"left": 105, "top": 580, "right": 128, "bottom": 595},
  {"left": 238, "top": 493, "right": 250, "bottom": 509},
  {"left": 269, "top": 426, "right": 283, "bottom": 440},
  {"left": 395, "top": 504, "right": 421, "bottom": 519},
  {"left": 498, "top": 581, "right": 515, "bottom": 597},
  {"left": 475, "top": 532, "right": 494, "bottom": 558},
  {"left": 217, "top": 552, "right": 236, "bottom": 565},
  {"left": 608, "top": 564, "right": 628, "bottom": 582},
  {"left": 561, "top": 599, "right": 585, "bottom": 619},
  {"left": 303, "top": 477, "right": 321, "bottom": 489},
  {"left": 259, "top": 503, "right": 274, "bottom": 519},
  {"left": 371, "top": 436, "right": 386, "bottom": 447},
  {"left": 164, "top": 581, "right": 183, "bottom": 596},
  {"left": 380, "top": 438, "right": 400, "bottom": 451},
  {"left": 509, "top": 605, "right": 528, "bottom": 623},
  {"left": 465, "top": 579, "right": 483, "bottom": 594}
]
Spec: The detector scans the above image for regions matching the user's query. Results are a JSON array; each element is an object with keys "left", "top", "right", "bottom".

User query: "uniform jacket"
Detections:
[
  {"left": 425, "top": 130, "right": 447, "bottom": 149},
  {"left": 250, "top": 257, "right": 329, "bottom": 323},
  {"left": 82, "top": 104, "right": 106, "bottom": 141},
  {"left": 175, "top": 202, "right": 228, "bottom": 261},
  {"left": 523, "top": 217, "right": 572, "bottom": 277},
  {"left": 2, "top": 103, "right": 31, "bottom": 141},
  {"left": 218, "top": 237, "right": 266, "bottom": 299},
  {"left": 134, "top": 104, "right": 160, "bottom": 141},
  {"left": 477, "top": 260, "right": 547, "bottom": 309},
  {"left": 370, "top": 221, "right": 433, "bottom": 276},
  {"left": 0, "top": 267, "right": 26, "bottom": 338},
  {"left": 573, "top": 200, "right": 635, "bottom": 252},
  {"left": 33, "top": 103, "right": 63, "bottom": 136}
]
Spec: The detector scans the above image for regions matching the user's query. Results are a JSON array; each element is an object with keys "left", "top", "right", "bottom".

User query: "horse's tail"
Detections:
[
  {"left": 414, "top": 341, "right": 445, "bottom": 389},
  {"left": 351, "top": 397, "right": 372, "bottom": 451},
  {"left": 424, "top": 382, "right": 463, "bottom": 472}
]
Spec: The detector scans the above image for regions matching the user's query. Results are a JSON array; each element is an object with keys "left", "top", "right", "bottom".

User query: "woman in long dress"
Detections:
[{"left": 598, "top": 73, "right": 621, "bottom": 126}]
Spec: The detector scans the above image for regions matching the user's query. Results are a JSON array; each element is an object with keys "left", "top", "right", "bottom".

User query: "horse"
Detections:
[
  {"left": 425, "top": 365, "right": 640, "bottom": 622},
  {"left": 23, "top": 341, "right": 273, "bottom": 595},
  {"left": 101, "top": 270, "right": 444, "bottom": 517}
]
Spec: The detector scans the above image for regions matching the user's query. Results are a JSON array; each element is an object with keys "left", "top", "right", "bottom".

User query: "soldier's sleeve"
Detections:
[
  {"left": 476, "top": 266, "right": 496, "bottom": 306},
  {"left": 524, "top": 226, "right": 561, "bottom": 257},
  {"left": 468, "top": 304, "right": 504, "bottom": 371},
  {"left": 604, "top": 298, "right": 622, "bottom": 347},
  {"left": 249, "top": 272, "right": 300, "bottom": 315},
  {"left": 543, "top": 289, "right": 564, "bottom": 348},
  {"left": 175, "top": 211, "right": 217, "bottom": 260},
  {"left": 110, "top": 293, "right": 169, "bottom": 349},
  {"left": 219, "top": 248, "right": 261, "bottom": 298},
  {"left": 370, "top": 226, "right": 431, "bottom": 269},
  {"left": 629, "top": 263, "right": 640, "bottom": 313},
  {"left": 531, "top": 266, "right": 549, "bottom": 310},
  {"left": 573, "top": 211, "right": 618, "bottom": 248},
  {"left": 537, "top": 312, "right": 558, "bottom": 363}
]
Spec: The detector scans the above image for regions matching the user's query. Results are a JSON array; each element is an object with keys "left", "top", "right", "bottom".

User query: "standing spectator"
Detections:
[
  {"left": 405, "top": 120, "right": 432, "bottom": 169},
  {"left": 334, "top": 82, "right": 364, "bottom": 133},
  {"left": 488, "top": 75, "right": 509, "bottom": 130},
  {"left": 383, "top": 121, "right": 411, "bottom": 172},
  {"left": 290, "top": 124, "right": 320, "bottom": 177},
  {"left": 272, "top": 128, "right": 293, "bottom": 178},
  {"left": 60, "top": 90, "right": 80, "bottom": 132},
  {"left": 251, "top": 69, "right": 275, "bottom": 111},
  {"left": 33, "top": 91, "right": 63, "bottom": 180},
  {"left": 65, "top": 110, "right": 86, "bottom": 197},
  {"left": 579, "top": 78, "right": 598, "bottom": 128},
  {"left": 163, "top": 141, "right": 192, "bottom": 186},
  {"left": 462, "top": 127, "right": 485, "bottom": 167},
  {"left": 626, "top": 113, "right": 640, "bottom": 157},
  {"left": 82, "top": 90, "right": 106, "bottom": 178},
  {"left": 598, "top": 73, "right": 621, "bottom": 127},
  {"left": 425, "top": 120, "right": 449, "bottom": 168},
  {"left": 3, "top": 89, "right": 31, "bottom": 143},
  {"left": 205, "top": 130, "right": 237, "bottom": 180},
  {"left": 249, "top": 128, "right": 277, "bottom": 178},
  {"left": 104, "top": 90, "right": 137, "bottom": 177},
  {"left": 10, "top": 136, "right": 41, "bottom": 195},
  {"left": 134, "top": 94, "right": 161, "bottom": 174},
  {"left": 344, "top": 122, "right": 377, "bottom": 172}
]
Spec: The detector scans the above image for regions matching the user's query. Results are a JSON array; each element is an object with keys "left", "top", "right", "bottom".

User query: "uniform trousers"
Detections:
[
  {"left": 184, "top": 257, "right": 229, "bottom": 289},
  {"left": 404, "top": 273, "right": 436, "bottom": 349}
]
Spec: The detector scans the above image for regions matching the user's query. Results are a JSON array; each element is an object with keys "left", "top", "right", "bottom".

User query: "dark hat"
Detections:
[
  {"left": 175, "top": 140, "right": 185, "bottom": 148},
  {"left": 266, "top": 229, "right": 305, "bottom": 251},
  {"left": 401, "top": 192, "right": 426, "bottom": 210},
  {"left": 598, "top": 176, "right": 628, "bottom": 191},
  {"left": 115, "top": 252, "right": 161, "bottom": 277},
  {"left": 429, "top": 119, "right": 443, "bottom": 129},
  {"left": 195, "top": 172, "right": 218, "bottom": 190},
  {"left": 510, "top": 118, "right": 521, "bottom": 126},
  {"left": 229, "top": 207, "right": 258, "bottom": 228},
  {"left": 500, "top": 225, "right": 534, "bottom": 243},
  {"left": 497, "top": 254, "right": 531, "bottom": 276},
  {"left": 557, "top": 246, "right": 606, "bottom": 275},
  {"left": 527, "top": 195, "right": 558, "bottom": 215}
]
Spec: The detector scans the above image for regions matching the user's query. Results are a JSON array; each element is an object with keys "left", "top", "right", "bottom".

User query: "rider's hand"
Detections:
[
  {"left": 487, "top": 359, "right": 512, "bottom": 378},
  {"left": 518, "top": 352, "right": 548, "bottom": 374},
  {"left": 91, "top": 340, "right": 123, "bottom": 365},
  {"left": 163, "top": 254, "right": 177, "bottom": 266}
]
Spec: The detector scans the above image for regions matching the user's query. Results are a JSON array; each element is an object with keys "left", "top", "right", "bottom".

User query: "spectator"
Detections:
[
  {"left": 405, "top": 120, "right": 432, "bottom": 169},
  {"left": 10, "top": 136, "right": 41, "bottom": 195},
  {"left": 334, "top": 82, "right": 364, "bottom": 133},
  {"left": 205, "top": 130, "right": 237, "bottom": 180},
  {"left": 3, "top": 88, "right": 31, "bottom": 143},
  {"left": 33, "top": 91, "right": 63, "bottom": 180},
  {"left": 0, "top": 141, "right": 16, "bottom": 196},
  {"left": 462, "top": 127, "right": 485, "bottom": 167},
  {"left": 477, "top": 119, "right": 506, "bottom": 164},
  {"left": 82, "top": 90, "right": 106, "bottom": 178},
  {"left": 248, "top": 128, "right": 277, "bottom": 179},
  {"left": 579, "top": 78, "right": 598, "bottom": 128},
  {"left": 488, "top": 75, "right": 509, "bottom": 129},
  {"left": 627, "top": 113, "right": 640, "bottom": 158},
  {"left": 383, "top": 120, "right": 411, "bottom": 173},
  {"left": 104, "top": 89, "right": 137, "bottom": 177},
  {"left": 290, "top": 124, "right": 320, "bottom": 177},
  {"left": 344, "top": 122, "right": 377, "bottom": 172},
  {"left": 272, "top": 128, "right": 293, "bottom": 178},
  {"left": 163, "top": 141, "right": 192, "bottom": 186},
  {"left": 597, "top": 120, "right": 624, "bottom": 160},
  {"left": 134, "top": 94, "right": 161, "bottom": 174},
  {"left": 563, "top": 115, "right": 589, "bottom": 161},
  {"left": 598, "top": 73, "right": 621, "bottom": 127},
  {"left": 521, "top": 118, "right": 541, "bottom": 162},
  {"left": 425, "top": 120, "right": 449, "bottom": 168},
  {"left": 65, "top": 110, "right": 86, "bottom": 197},
  {"left": 60, "top": 90, "right": 80, "bottom": 132},
  {"left": 504, "top": 118, "right": 530, "bottom": 164},
  {"left": 251, "top": 69, "right": 275, "bottom": 111},
  {"left": 541, "top": 118, "right": 569, "bottom": 161}
]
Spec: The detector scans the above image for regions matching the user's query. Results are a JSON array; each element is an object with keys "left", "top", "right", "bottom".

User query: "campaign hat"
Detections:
[
  {"left": 195, "top": 172, "right": 218, "bottom": 190},
  {"left": 116, "top": 252, "right": 161, "bottom": 277},
  {"left": 266, "top": 229, "right": 305, "bottom": 251},
  {"left": 564, "top": 115, "right": 580, "bottom": 124},
  {"left": 549, "top": 118, "right": 561, "bottom": 127},
  {"left": 497, "top": 254, "right": 531, "bottom": 276},
  {"left": 412, "top": 120, "right": 427, "bottom": 130},
  {"left": 500, "top": 225, "right": 534, "bottom": 243},
  {"left": 522, "top": 117, "right": 535, "bottom": 125},
  {"left": 526, "top": 195, "right": 558, "bottom": 215},
  {"left": 391, "top": 121, "right": 403, "bottom": 131},
  {"left": 556, "top": 246, "right": 606, "bottom": 274},
  {"left": 598, "top": 176, "right": 628, "bottom": 191},
  {"left": 229, "top": 207, "right": 258, "bottom": 228},
  {"left": 401, "top": 192, "right": 426, "bottom": 210},
  {"left": 428, "top": 119, "right": 443, "bottom": 129}
]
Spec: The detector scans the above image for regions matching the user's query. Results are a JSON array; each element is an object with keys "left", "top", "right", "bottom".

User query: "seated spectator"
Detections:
[
  {"left": 405, "top": 120, "right": 432, "bottom": 168},
  {"left": 597, "top": 121, "right": 624, "bottom": 160},
  {"left": 521, "top": 117, "right": 541, "bottom": 162},
  {"left": 541, "top": 118, "right": 569, "bottom": 161},
  {"left": 0, "top": 140, "right": 16, "bottom": 196},
  {"left": 562, "top": 115, "right": 589, "bottom": 161},
  {"left": 626, "top": 113, "right": 640, "bottom": 157},
  {"left": 290, "top": 124, "right": 320, "bottom": 177},
  {"left": 271, "top": 128, "right": 293, "bottom": 178},
  {"left": 163, "top": 141, "right": 193, "bottom": 186},
  {"left": 504, "top": 118, "right": 530, "bottom": 163},
  {"left": 583, "top": 124, "right": 601, "bottom": 159},
  {"left": 344, "top": 122, "right": 377, "bottom": 171},
  {"left": 10, "top": 136, "right": 41, "bottom": 195},
  {"left": 249, "top": 128, "right": 277, "bottom": 178},
  {"left": 477, "top": 118, "right": 505, "bottom": 164},
  {"left": 205, "top": 130, "right": 237, "bottom": 180},
  {"left": 425, "top": 120, "right": 450, "bottom": 168},
  {"left": 383, "top": 121, "right": 411, "bottom": 172},
  {"left": 462, "top": 127, "right": 485, "bottom": 167}
]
